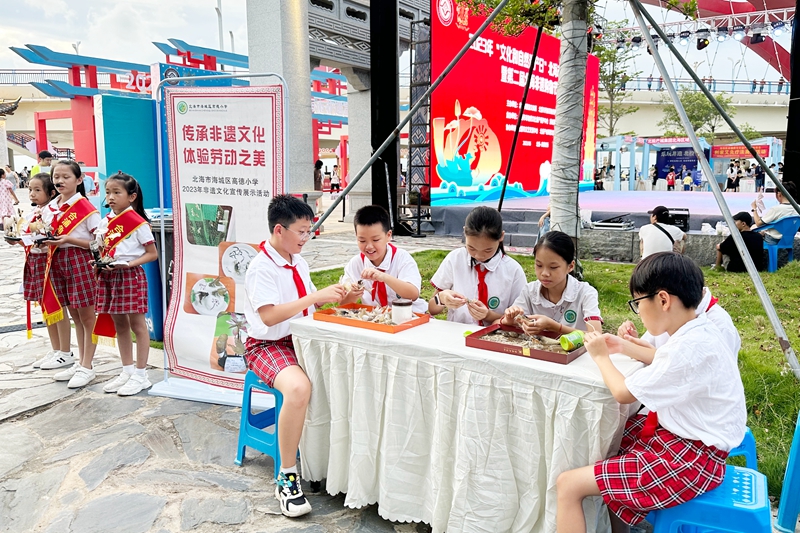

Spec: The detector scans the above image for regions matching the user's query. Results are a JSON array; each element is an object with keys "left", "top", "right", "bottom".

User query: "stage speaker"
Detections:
[{"left": 667, "top": 207, "right": 690, "bottom": 231}]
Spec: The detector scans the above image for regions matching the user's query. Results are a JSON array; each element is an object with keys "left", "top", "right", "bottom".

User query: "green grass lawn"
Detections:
[{"left": 309, "top": 250, "right": 800, "bottom": 499}]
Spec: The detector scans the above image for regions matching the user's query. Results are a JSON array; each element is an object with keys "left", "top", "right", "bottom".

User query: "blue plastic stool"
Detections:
[
  {"left": 776, "top": 412, "right": 800, "bottom": 533},
  {"left": 645, "top": 465, "right": 771, "bottom": 533},
  {"left": 753, "top": 216, "right": 800, "bottom": 272},
  {"left": 235, "top": 370, "right": 283, "bottom": 479},
  {"left": 728, "top": 427, "right": 758, "bottom": 471}
]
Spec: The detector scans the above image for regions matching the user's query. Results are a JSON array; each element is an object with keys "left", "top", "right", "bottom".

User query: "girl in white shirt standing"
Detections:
[
  {"left": 428, "top": 206, "right": 526, "bottom": 325},
  {"left": 44, "top": 160, "right": 101, "bottom": 388},
  {"left": 503, "top": 230, "right": 603, "bottom": 335},
  {"left": 94, "top": 172, "right": 158, "bottom": 396}
]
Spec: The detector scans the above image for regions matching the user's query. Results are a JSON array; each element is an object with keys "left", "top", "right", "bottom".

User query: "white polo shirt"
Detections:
[
  {"left": 760, "top": 203, "right": 797, "bottom": 240},
  {"left": 642, "top": 288, "right": 740, "bottom": 358},
  {"left": 626, "top": 314, "right": 747, "bottom": 451},
  {"left": 431, "top": 247, "right": 527, "bottom": 325},
  {"left": 639, "top": 223, "right": 684, "bottom": 259},
  {"left": 344, "top": 243, "right": 426, "bottom": 313},
  {"left": 512, "top": 276, "right": 603, "bottom": 331},
  {"left": 244, "top": 241, "right": 316, "bottom": 340},
  {"left": 42, "top": 193, "right": 100, "bottom": 248},
  {"left": 96, "top": 207, "right": 156, "bottom": 264}
]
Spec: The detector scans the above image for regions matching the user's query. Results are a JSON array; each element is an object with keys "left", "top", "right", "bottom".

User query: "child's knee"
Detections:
[{"left": 282, "top": 373, "right": 311, "bottom": 407}]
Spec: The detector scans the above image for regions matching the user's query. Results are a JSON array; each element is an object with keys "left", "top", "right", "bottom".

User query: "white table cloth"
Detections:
[{"left": 291, "top": 317, "right": 643, "bottom": 533}]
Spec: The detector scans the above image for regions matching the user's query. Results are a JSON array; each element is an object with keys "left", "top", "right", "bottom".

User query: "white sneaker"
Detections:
[
  {"left": 53, "top": 362, "right": 80, "bottom": 382},
  {"left": 67, "top": 366, "right": 96, "bottom": 388},
  {"left": 117, "top": 374, "right": 151, "bottom": 396},
  {"left": 41, "top": 351, "right": 75, "bottom": 370},
  {"left": 275, "top": 472, "right": 312, "bottom": 517},
  {"left": 33, "top": 350, "right": 57, "bottom": 369},
  {"left": 103, "top": 372, "right": 131, "bottom": 393}
]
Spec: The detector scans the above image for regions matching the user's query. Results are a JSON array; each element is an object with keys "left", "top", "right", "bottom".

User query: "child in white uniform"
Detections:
[
  {"left": 342, "top": 205, "right": 426, "bottom": 313},
  {"left": 429, "top": 206, "right": 526, "bottom": 325},
  {"left": 503, "top": 231, "right": 603, "bottom": 335}
]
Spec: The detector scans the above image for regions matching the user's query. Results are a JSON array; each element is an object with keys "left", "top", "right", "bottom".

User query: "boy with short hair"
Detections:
[
  {"left": 716, "top": 211, "right": 765, "bottom": 272},
  {"left": 243, "top": 194, "right": 346, "bottom": 518},
  {"left": 556, "top": 253, "right": 746, "bottom": 533},
  {"left": 341, "top": 205, "right": 427, "bottom": 313}
]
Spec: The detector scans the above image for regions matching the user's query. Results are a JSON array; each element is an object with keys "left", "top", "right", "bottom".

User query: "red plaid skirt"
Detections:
[
  {"left": 23, "top": 252, "right": 48, "bottom": 302},
  {"left": 95, "top": 266, "right": 149, "bottom": 314},
  {"left": 49, "top": 247, "right": 96, "bottom": 308},
  {"left": 244, "top": 336, "right": 298, "bottom": 388},
  {"left": 594, "top": 414, "right": 728, "bottom": 525}
]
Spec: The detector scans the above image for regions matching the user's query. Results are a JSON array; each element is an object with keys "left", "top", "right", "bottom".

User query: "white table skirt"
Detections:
[{"left": 291, "top": 316, "right": 643, "bottom": 533}]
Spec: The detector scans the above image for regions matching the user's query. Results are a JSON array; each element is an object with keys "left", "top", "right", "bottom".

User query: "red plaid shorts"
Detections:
[
  {"left": 594, "top": 414, "right": 728, "bottom": 525},
  {"left": 244, "top": 336, "right": 298, "bottom": 388},
  {"left": 95, "top": 266, "right": 149, "bottom": 314},
  {"left": 49, "top": 247, "right": 96, "bottom": 308},
  {"left": 23, "top": 252, "right": 48, "bottom": 302}
]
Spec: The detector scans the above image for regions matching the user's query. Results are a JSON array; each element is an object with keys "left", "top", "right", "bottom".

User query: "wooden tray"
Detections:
[
  {"left": 465, "top": 324, "right": 586, "bottom": 365},
  {"left": 314, "top": 303, "right": 430, "bottom": 334}
]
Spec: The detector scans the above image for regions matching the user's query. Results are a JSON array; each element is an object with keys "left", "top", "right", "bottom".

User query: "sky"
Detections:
[{"left": 0, "top": 0, "right": 793, "bottom": 83}]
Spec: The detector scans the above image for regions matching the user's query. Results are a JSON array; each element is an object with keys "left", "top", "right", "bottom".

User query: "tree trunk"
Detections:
[{"left": 549, "top": 0, "right": 588, "bottom": 241}]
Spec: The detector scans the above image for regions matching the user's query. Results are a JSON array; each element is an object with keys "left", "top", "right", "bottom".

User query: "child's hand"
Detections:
[
  {"left": 315, "top": 284, "right": 346, "bottom": 305},
  {"left": 600, "top": 333, "right": 626, "bottom": 355},
  {"left": 585, "top": 331, "right": 609, "bottom": 359},
  {"left": 361, "top": 268, "right": 386, "bottom": 283},
  {"left": 466, "top": 299, "right": 489, "bottom": 321},
  {"left": 622, "top": 335, "right": 655, "bottom": 350},
  {"left": 503, "top": 306, "right": 525, "bottom": 324},
  {"left": 520, "top": 315, "right": 557, "bottom": 335},
  {"left": 49, "top": 234, "right": 74, "bottom": 246},
  {"left": 617, "top": 320, "right": 638, "bottom": 339},
  {"left": 439, "top": 290, "right": 467, "bottom": 309}
]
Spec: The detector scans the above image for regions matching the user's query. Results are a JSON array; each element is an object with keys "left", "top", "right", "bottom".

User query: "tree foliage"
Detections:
[
  {"left": 738, "top": 122, "right": 762, "bottom": 141},
  {"left": 657, "top": 89, "right": 735, "bottom": 142},
  {"left": 594, "top": 20, "right": 641, "bottom": 137}
]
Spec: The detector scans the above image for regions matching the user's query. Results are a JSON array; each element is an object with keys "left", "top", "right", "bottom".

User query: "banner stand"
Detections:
[
  {"left": 151, "top": 72, "right": 289, "bottom": 407},
  {"left": 150, "top": 377, "right": 274, "bottom": 410}
]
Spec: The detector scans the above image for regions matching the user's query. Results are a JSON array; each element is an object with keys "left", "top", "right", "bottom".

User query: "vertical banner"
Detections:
[
  {"left": 163, "top": 86, "right": 284, "bottom": 389},
  {"left": 430, "top": 0, "right": 599, "bottom": 204}
]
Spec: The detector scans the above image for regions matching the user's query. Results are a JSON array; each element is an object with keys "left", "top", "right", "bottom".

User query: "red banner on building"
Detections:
[
  {"left": 430, "top": 0, "right": 599, "bottom": 203},
  {"left": 710, "top": 144, "right": 770, "bottom": 159}
]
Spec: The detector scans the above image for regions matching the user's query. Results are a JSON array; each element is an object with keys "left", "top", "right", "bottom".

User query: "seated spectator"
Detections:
[
  {"left": 752, "top": 182, "right": 798, "bottom": 244},
  {"left": 639, "top": 206, "right": 686, "bottom": 259},
  {"left": 715, "top": 212, "right": 764, "bottom": 272}
]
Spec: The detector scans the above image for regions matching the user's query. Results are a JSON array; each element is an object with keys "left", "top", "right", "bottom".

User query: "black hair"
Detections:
[
  {"left": 464, "top": 206, "right": 505, "bottom": 255},
  {"left": 0, "top": 168, "right": 4, "bottom": 178},
  {"left": 780, "top": 181, "right": 797, "bottom": 201},
  {"left": 629, "top": 252, "right": 703, "bottom": 310},
  {"left": 268, "top": 194, "right": 314, "bottom": 233},
  {"left": 534, "top": 230, "right": 575, "bottom": 265},
  {"left": 29, "top": 173, "right": 57, "bottom": 202},
  {"left": 314, "top": 160, "right": 323, "bottom": 169},
  {"left": 38, "top": 150, "right": 53, "bottom": 160},
  {"left": 353, "top": 205, "right": 391, "bottom": 233},
  {"left": 107, "top": 171, "right": 149, "bottom": 222},
  {"left": 52, "top": 160, "right": 86, "bottom": 197}
]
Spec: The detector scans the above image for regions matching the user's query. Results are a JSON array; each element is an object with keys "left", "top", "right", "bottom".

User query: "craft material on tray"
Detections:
[
  {"left": 466, "top": 324, "right": 586, "bottom": 364},
  {"left": 314, "top": 303, "right": 429, "bottom": 334}
]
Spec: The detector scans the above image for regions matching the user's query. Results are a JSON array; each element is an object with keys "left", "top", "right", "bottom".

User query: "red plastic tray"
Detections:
[
  {"left": 314, "top": 303, "right": 430, "bottom": 334},
  {"left": 465, "top": 324, "right": 585, "bottom": 364}
]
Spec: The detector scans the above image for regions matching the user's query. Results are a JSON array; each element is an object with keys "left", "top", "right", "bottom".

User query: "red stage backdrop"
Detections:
[{"left": 430, "top": 0, "right": 599, "bottom": 204}]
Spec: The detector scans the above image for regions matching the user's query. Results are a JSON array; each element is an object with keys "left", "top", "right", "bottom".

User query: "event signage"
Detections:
[
  {"left": 711, "top": 144, "right": 770, "bottom": 159},
  {"left": 163, "top": 86, "right": 284, "bottom": 389},
  {"left": 430, "top": 0, "right": 599, "bottom": 203},
  {"left": 646, "top": 137, "right": 691, "bottom": 144}
]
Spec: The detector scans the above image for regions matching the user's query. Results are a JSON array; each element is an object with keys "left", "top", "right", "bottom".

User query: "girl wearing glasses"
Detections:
[{"left": 502, "top": 231, "right": 603, "bottom": 335}]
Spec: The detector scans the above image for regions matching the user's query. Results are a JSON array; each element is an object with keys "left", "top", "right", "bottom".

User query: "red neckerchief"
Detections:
[
  {"left": 260, "top": 241, "right": 308, "bottom": 316},
  {"left": 362, "top": 243, "right": 397, "bottom": 307},
  {"left": 475, "top": 264, "right": 489, "bottom": 307},
  {"left": 707, "top": 296, "right": 718, "bottom": 311},
  {"left": 640, "top": 411, "right": 659, "bottom": 439}
]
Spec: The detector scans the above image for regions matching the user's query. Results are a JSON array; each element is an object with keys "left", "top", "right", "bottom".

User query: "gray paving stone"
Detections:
[
  {"left": 79, "top": 441, "right": 151, "bottom": 491},
  {"left": 129, "top": 468, "right": 262, "bottom": 491},
  {"left": 26, "top": 395, "right": 144, "bottom": 440},
  {"left": 351, "top": 505, "right": 398, "bottom": 533},
  {"left": 173, "top": 413, "right": 237, "bottom": 466},
  {"left": 60, "top": 490, "right": 80, "bottom": 505},
  {"left": 0, "top": 382, "right": 77, "bottom": 421},
  {"left": 70, "top": 493, "right": 166, "bottom": 533},
  {"left": 0, "top": 465, "right": 68, "bottom": 533},
  {"left": 0, "top": 424, "right": 42, "bottom": 478},
  {"left": 306, "top": 492, "right": 347, "bottom": 517},
  {"left": 180, "top": 496, "right": 250, "bottom": 530},
  {"left": 140, "top": 426, "right": 183, "bottom": 461},
  {"left": 43, "top": 510, "right": 73, "bottom": 533},
  {"left": 45, "top": 420, "right": 145, "bottom": 463},
  {"left": 0, "top": 374, "right": 53, "bottom": 389},
  {"left": 142, "top": 398, "right": 213, "bottom": 418}
]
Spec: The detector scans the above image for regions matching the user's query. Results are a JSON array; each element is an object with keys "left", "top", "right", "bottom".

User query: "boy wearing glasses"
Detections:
[
  {"left": 243, "top": 195, "right": 346, "bottom": 518},
  {"left": 341, "top": 205, "right": 426, "bottom": 313},
  {"left": 555, "top": 253, "right": 746, "bottom": 533}
]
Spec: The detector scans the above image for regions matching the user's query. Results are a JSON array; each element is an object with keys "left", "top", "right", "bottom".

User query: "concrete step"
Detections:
[
  {"left": 505, "top": 233, "right": 539, "bottom": 247},
  {"left": 502, "top": 221, "right": 540, "bottom": 234},
  {"left": 499, "top": 209, "right": 547, "bottom": 223}
]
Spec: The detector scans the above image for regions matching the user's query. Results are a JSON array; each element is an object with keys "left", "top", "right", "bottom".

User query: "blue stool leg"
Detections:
[
  {"left": 235, "top": 372, "right": 256, "bottom": 466},
  {"left": 768, "top": 247, "right": 778, "bottom": 272},
  {"left": 776, "top": 415, "right": 800, "bottom": 533}
]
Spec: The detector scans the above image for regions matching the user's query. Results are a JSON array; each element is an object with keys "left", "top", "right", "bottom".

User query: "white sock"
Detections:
[
  {"left": 281, "top": 465, "right": 298, "bottom": 475},
  {"left": 123, "top": 365, "right": 135, "bottom": 375},
  {"left": 60, "top": 350, "right": 73, "bottom": 357},
  {"left": 134, "top": 367, "right": 146, "bottom": 377}
]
